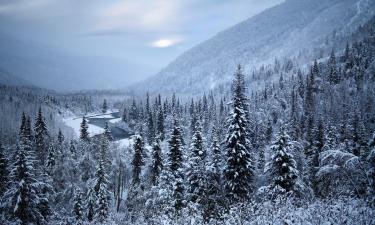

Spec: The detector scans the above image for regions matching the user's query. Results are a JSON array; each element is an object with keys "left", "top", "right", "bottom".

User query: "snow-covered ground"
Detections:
[
  {"left": 109, "top": 118, "right": 122, "bottom": 123},
  {"left": 115, "top": 138, "right": 133, "bottom": 149},
  {"left": 62, "top": 117, "right": 104, "bottom": 137}
]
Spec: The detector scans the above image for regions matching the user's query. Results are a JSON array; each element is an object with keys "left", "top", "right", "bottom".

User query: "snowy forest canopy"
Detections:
[{"left": 1, "top": 8, "right": 375, "bottom": 225}]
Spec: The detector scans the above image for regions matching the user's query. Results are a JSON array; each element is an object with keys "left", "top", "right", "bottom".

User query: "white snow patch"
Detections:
[
  {"left": 109, "top": 118, "right": 122, "bottom": 123},
  {"left": 62, "top": 117, "right": 105, "bottom": 137}
]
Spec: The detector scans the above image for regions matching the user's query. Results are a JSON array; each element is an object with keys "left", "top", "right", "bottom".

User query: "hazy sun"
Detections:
[{"left": 151, "top": 38, "right": 181, "bottom": 48}]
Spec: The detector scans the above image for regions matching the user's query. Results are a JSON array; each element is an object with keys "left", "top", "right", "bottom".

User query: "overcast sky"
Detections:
[{"left": 0, "top": 0, "right": 283, "bottom": 76}]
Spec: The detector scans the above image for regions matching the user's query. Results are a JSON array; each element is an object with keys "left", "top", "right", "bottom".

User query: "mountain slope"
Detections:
[
  {"left": 135, "top": 0, "right": 375, "bottom": 95},
  {"left": 0, "top": 68, "right": 33, "bottom": 87},
  {"left": 0, "top": 33, "right": 155, "bottom": 92}
]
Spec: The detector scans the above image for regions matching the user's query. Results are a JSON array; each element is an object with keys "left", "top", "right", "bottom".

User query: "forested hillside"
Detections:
[{"left": 1, "top": 16, "right": 375, "bottom": 224}]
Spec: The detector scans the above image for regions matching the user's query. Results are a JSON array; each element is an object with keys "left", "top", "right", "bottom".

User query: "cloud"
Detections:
[
  {"left": 0, "top": 0, "right": 53, "bottom": 17},
  {"left": 94, "top": 0, "right": 181, "bottom": 33}
]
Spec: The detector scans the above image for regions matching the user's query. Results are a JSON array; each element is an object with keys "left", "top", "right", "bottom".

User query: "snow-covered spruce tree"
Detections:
[
  {"left": 0, "top": 142, "right": 9, "bottom": 196},
  {"left": 147, "top": 111, "right": 155, "bottom": 145},
  {"left": 86, "top": 187, "right": 96, "bottom": 222},
  {"left": 122, "top": 107, "right": 128, "bottom": 122},
  {"left": 367, "top": 133, "right": 375, "bottom": 202},
  {"left": 69, "top": 140, "right": 77, "bottom": 159},
  {"left": 57, "top": 128, "right": 64, "bottom": 145},
  {"left": 131, "top": 135, "right": 145, "bottom": 185},
  {"left": 46, "top": 144, "right": 56, "bottom": 171},
  {"left": 94, "top": 157, "right": 110, "bottom": 222},
  {"left": 328, "top": 49, "right": 340, "bottom": 85},
  {"left": 102, "top": 99, "right": 108, "bottom": 113},
  {"left": 103, "top": 122, "right": 113, "bottom": 141},
  {"left": 304, "top": 65, "right": 316, "bottom": 152},
  {"left": 149, "top": 137, "right": 163, "bottom": 186},
  {"left": 156, "top": 106, "right": 165, "bottom": 141},
  {"left": 265, "top": 128, "right": 299, "bottom": 196},
  {"left": 79, "top": 117, "right": 90, "bottom": 142},
  {"left": 168, "top": 116, "right": 185, "bottom": 211},
  {"left": 73, "top": 188, "right": 84, "bottom": 224},
  {"left": 34, "top": 107, "right": 49, "bottom": 165},
  {"left": 224, "top": 65, "right": 255, "bottom": 202},
  {"left": 202, "top": 125, "right": 225, "bottom": 221},
  {"left": 99, "top": 125, "right": 112, "bottom": 173},
  {"left": 129, "top": 98, "right": 138, "bottom": 125},
  {"left": 3, "top": 144, "right": 46, "bottom": 224},
  {"left": 310, "top": 119, "right": 324, "bottom": 194},
  {"left": 187, "top": 120, "right": 206, "bottom": 204}
]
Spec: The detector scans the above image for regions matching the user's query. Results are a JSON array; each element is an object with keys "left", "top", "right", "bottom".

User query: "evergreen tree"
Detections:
[
  {"left": 34, "top": 107, "right": 49, "bottom": 165},
  {"left": 367, "top": 133, "right": 375, "bottom": 201},
  {"left": 46, "top": 145, "right": 56, "bottom": 170},
  {"left": 156, "top": 106, "right": 165, "bottom": 141},
  {"left": 328, "top": 50, "right": 339, "bottom": 84},
  {"left": 73, "top": 188, "right": 84, "bottom": 224},
  {"left": 19, "top": 112, "right": 27, "bottom": 139},
  {"left": 103, "top": 122, "right": 113, "bottom": 141},
  {"left": 102, "top": 99, "right": 108, "bottom": 113},
  {"left": 266, "top": 128, "right": 299, "bottom": 193},
  {"left": 203, "top": 125, "right": 225, "bottom": 221},
  {"left": 310, "top": 119, "right": 324, "bottom": 193},
  {"left": 70, "top": 140, "right": 77, "bottom": 158},
  {"left": 122, "top": 107, "right": 128, "bottom": 122},
  {"left": 305, "top": 66, "right": 315, "bottom": 156},
  {"left": 79, "top": 117, "right": 90, "bottom": 142},
  {"left": 147, "top": 111, "right": 155, "bottom": 145},
  {"left": 0, "top": 142, "right": 9, "bottom": 196},
  {"left": 94, "top": 158, "right": 110, "bottom": 222},
  {"left": 129, "top": 99, "right": 138, "bottom": 124},
  {"left": 57, "top": 129, "right": 64, "bottom": 145},
  {"left": 86, "top": 187, "right": 96, "bottom": 222},
  {"left": 168, "top": 117, "right": 185, "bottom": 210},
  {"left": 187, "top": 120, "right": 206, "bottom": 203},
  {"left": 3, "top": 144, "right": 46, "bottom": 225},
  {"left": 150, "top": 138, "right": 163, "bottom": 186},
  {"left": 131, "top": 135, "right": 145, "bottom": 185},
  {"left": 224, "top": 65, "right": 255, "bottom": 202},
  {"left": 266, "top": 119, "right": 273, "bottom": 143}
]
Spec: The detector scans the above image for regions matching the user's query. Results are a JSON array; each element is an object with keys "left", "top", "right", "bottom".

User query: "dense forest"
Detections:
[{"left": 1, "top": 11, "right": 375, "bottom": 225}]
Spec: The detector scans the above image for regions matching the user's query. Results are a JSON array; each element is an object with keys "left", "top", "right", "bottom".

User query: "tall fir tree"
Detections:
[
  {"left": 103, "top": 122, "right": 113, "bottom": 141},
  {"left": 102, "top": 99, "right": 108, "bottom": 113},
  {"left": 168, "top": 116, "right": 185, "bottom": 210},
  {"left": 57, "top": 129, "right": 64, "bottom": 145},
  {"left": 94, "top": 157, "right": 110, "bottom": 222},
  {"left": 202, "top": 125, "right": 225, "bottom": 221},
  {"left": 150, "top": 138, "right": 163, "bottom": 186},
  {"left": 187, "top": 120, "right": 206, "bottom": 203},
  {"left": 147, "top": 111, "right": 155, "bottom": 145},
  {"left": 0, "top": 142, "right": 9, "bottom": 196},
  {"left": 34, "top": 107, "right": 49, "bottom": 165},
  {"left": 328, "top": 50, "right": 339, "bottom": 84},
  {"left": 3, "top": 144, "right": 46, "bottom": 225},
  {"left": 224, "top": 65, "right": 255, "bottom": 202},
  {"left": 73, "top": 188, "right": 84, "bottom": 224},
  {"left": 367, "top": 133, "right": 375, "bottom": 202},
  {"left": 131, "top": 135, "right": 145, "bottom": 185},
  {"left": 156, "top": 106, "right": 165, "bottom": 141},
  {"left": 79, "top": 117, "right": 90, "bottom": 142},
  {"left": 86, "top": 187, "right": 96, "bottom": 222},
  {"left": 266, "top": 128, "right": 299, "bottom": 193}
]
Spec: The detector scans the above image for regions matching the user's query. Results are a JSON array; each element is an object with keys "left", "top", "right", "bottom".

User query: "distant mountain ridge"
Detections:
[
  {"left": 0, "top": 68, "right": 34, "bottom": 87},
  {"left": 134, "top": 0, "right": 375, "bottom": 95},
  {"left": 0, "top": 33, "right": 155, "bottom": 92}
]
